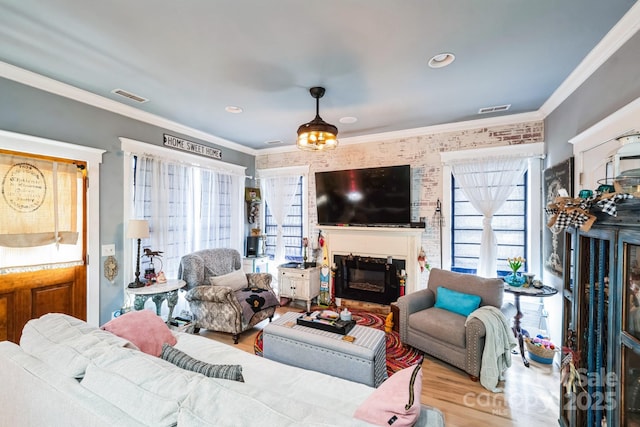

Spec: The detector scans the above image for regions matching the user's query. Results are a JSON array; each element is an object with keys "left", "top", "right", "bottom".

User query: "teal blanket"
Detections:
[{"left": 466, "top": 306, "right": 517, "bottom": 392}]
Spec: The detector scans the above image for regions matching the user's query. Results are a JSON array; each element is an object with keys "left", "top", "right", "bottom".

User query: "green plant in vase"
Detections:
[{"left": 507, "top": 256, "right": 525, "bottom": 286}]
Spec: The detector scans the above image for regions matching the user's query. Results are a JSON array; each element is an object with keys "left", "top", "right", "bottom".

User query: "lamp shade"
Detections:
[
  {"left": 297, "top": 118, "right": 339, "bottom": 151},
  {"left": 126, "top": 219, "right": 149, "bottom": 239},
  {"left": 296, "top": 87, "right": 338, "bottom": 151}
]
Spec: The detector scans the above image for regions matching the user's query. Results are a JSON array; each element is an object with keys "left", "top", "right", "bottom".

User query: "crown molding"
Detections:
[
  {"left": 0, "top": 61, "right": 257, "bottom": 156},
  {"left": 568, "top": 96, "right": 640, "bottom": 152},
  {"left": 539, "top": 2, "right": 640, "bottom": 117},
  {"left": 256, "top": 111, "right": 544, "bottom": 155}
]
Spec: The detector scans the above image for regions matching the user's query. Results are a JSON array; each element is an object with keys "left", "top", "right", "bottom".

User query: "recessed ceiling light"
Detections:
[
  {"left": 225, "top": 106, "right": 243, "bottom": 113},
  {"left": 339, "top": 116, "right": 358, "bottom": 124},
  {"left": 428, "top": 52, "right": 455, "bottom": 69}
]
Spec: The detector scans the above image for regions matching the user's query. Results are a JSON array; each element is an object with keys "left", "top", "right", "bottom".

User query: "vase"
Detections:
[{"left": 506, "top": 271, "right": 525, "bottom": 287}]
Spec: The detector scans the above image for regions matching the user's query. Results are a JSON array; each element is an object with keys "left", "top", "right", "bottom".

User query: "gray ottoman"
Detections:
[{"left": 263, "top": 311, "right": 387, "bottom": 387}]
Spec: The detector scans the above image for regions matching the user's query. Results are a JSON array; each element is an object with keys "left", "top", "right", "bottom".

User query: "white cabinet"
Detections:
[
  {"left": 278, "top": 266, "right": 320, "bottom": 312},
  {"left": 243, "top": 256, "right": 269, "bottom": 273}
]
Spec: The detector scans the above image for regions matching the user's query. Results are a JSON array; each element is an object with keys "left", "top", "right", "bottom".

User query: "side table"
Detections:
[
  {"left": 126, "top": 279, "right": 186, "bottom": 321},
  {"left": 503, "top": 283, "right": 558, "bottom": 367},
  {"left": 277, "top": 265, "right": 320, "bottom": 312}
]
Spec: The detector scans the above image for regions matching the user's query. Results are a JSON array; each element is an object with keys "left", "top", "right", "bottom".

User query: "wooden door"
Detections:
[
  {"left": 0, "top": 150, "right": 87, "bottom": 343},
  {"left": 0, "top": 266, "right": 86, "bottom": 342}
]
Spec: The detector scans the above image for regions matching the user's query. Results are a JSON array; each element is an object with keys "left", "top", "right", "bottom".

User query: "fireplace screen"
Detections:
[
  {"left": 334, "top": 254, "right": 405, "bottom": 305},
  {"left": 348, "top": 269, "right": 385, "bottom": 293}
]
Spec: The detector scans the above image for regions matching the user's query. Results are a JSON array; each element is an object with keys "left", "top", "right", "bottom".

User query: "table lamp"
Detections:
[{"left": 127, "top": 219, "right": 149, "bottom": 288}]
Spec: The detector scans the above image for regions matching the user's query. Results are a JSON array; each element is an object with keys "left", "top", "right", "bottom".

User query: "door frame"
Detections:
[{"left": 0, "top": 129, "right": 104, "bottom": 326}]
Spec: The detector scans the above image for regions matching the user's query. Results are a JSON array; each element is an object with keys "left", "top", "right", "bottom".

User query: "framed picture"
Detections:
[
  {"left": 542, "top": 158, "right": 574, "bottom": 277},
  {"left": 245, "top": 187, "right": 261, "bottom": 202}
]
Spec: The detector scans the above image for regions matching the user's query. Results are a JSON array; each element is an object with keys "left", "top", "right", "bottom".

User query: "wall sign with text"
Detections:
[{"left": 163, "top": 134, "right": 222, "bottom": 160}]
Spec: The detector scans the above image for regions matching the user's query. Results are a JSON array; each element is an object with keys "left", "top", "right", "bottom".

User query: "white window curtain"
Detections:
[
  {"left": 450, "top": 157, "right": 527, "bottom": 277},
  {"left": 258, "top": 166, "right": 308, "bottom": 266},
  {"left": 132, "top": 155, "right": 244, "bottom": 279},
  {"left": 261, "top": 175, "right": 301, "bottom": 264}
]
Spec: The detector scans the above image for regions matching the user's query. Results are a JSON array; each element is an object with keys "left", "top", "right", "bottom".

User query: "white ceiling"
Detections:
[{"left": 1, "top": 0, "right": 638, "bottom": 153}]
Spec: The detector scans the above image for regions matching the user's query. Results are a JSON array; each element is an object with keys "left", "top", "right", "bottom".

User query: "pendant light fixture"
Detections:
[{"left": 296, "top": 86, "right": 338, "bottom": 151}]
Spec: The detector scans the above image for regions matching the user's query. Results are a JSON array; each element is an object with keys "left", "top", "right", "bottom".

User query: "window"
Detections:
[
  {"left": 123, "top": 138, "right": 245, "bottom": 282},
  {"left": 451, "top": 172, "right": 528, "bottom": 276},
  {"left": 264, "top": 176, "right": 304, "bottom": 262},
  {"left": 131, "top": 155, "right": 243, "bottom": 277}
]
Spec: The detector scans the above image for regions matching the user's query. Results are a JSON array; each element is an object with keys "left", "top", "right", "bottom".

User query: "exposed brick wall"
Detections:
[{"left": 256, "top": 121, "right": 544, "bottom": 285}]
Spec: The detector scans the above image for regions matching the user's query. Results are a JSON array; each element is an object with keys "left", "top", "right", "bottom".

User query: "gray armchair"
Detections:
[
  {"left": 396, "top": 268, "right": 515, "bottom": 381},
  {"left": 179, "top": 248, "right": 278, "bottom": 344}
]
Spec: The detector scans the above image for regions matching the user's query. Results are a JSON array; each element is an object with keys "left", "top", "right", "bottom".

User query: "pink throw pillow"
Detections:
[
  {"left": 353, "top": 363, "right": 423, "bottom": 426},
  {"left": 102, "top": 310, "right": 176, "bottom": 356}
]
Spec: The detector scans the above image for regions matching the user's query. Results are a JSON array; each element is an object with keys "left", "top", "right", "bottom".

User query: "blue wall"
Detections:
[{"left": 0, "top": 77, "right": 255, "bottom": 324}]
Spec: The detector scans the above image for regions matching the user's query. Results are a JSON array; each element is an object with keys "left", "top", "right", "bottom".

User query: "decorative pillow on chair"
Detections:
[
  {"left": 354, "top": 362, "right": 423, "bottom": 427},
  {"left": 209, "top": 269, "right": 249, "bottom": 291},
  {"left": 102, "top": 310, "right": 176, "bottom": 356},
  {"left": 434, "top": 286, "right": 482, "bottom": 317},
  {"left": 160, "top": 343, "right": 244, "bottom": 382}
]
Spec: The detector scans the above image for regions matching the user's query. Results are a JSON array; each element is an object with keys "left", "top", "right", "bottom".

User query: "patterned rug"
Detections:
[{"left": 253, "top": 310, "right": 423, "bottom": 377}]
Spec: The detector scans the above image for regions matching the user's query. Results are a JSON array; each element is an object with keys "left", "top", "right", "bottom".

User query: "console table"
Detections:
[
  {"left": 126, "top": 279, "right": 186, "bottom": 320},
  {"left": 503, "top": 283, "right": 557, "bottom": 367}
]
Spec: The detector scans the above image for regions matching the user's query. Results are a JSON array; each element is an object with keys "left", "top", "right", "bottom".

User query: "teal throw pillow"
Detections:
[{"left": 434, "top": 286, "right": 482, "bottom": 317}]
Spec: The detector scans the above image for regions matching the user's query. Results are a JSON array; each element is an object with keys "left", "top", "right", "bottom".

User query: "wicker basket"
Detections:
[{"left": 525, "top": 338, "right": 556, "bottom": 362}]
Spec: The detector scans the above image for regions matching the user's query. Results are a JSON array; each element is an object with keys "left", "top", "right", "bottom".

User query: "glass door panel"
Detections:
[
  {"left": 623, "top": 243, "right": 640, "bottom": 341},
  {"left": 621, "top": 234, "right": 640, "bottom": 426},
  {"left": 573, "top": 230, "right": 613, "bottom": 427},
  {"left": 621, "top": 345, "right": 640, "bottom": 426}
]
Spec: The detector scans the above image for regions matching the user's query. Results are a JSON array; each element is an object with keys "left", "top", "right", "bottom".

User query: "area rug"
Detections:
[{"left": 254, "top": 310, "right": 423, "bottom": 377}]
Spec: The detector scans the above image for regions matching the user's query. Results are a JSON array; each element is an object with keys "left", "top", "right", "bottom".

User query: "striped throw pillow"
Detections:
[{"left": 160, "top": 344, "right": 244, "bottom": 382}]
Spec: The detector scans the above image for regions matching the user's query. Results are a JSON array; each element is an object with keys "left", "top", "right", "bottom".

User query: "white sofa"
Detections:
[{"left": 0, "top": 313, "right": 445, "bottom": 427}]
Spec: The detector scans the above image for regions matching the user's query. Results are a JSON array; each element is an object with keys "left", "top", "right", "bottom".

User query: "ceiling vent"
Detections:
[
  {"left": 478, "top": 104, "right": 511, "bottom": 114},
  {"left": 111, "top": 88, "right": 149, "bottom": 103},
  {"left": 264, "top": 140, "right": 283, "bottom": 145}
]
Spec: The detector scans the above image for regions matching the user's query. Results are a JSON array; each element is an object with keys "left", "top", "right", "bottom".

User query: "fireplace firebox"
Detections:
[{"left": 334, "top": 254, "right": 405, "bottom": 305}]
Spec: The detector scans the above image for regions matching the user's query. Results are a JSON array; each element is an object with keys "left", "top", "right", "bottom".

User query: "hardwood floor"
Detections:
[{"left": 199, "top": 306, "right": 560, "bottom": 427}]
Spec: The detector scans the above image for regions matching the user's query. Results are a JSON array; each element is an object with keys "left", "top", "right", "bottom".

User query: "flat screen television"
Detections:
[{"left": 315, "top": 165, "right": 411, "bottom": 226}]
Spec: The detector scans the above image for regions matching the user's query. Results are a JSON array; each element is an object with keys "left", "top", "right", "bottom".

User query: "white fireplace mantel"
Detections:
[{"left": 320, "top": 226, "right": 424, "bottom": 296}]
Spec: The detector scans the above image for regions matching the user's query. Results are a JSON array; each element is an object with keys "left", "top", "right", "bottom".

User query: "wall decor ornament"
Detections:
[
  {"left": 543, "top": 158, "right": 574, "bottom": 277},
  {"left": 104, "top": 255, "right": 118, "bottom": 283},
  {"left": 245, "top": 187, "right": 261, "bottom": 202},
  {"left": 163, "top": 134, "right": 222, "bottom": 160},
  {"left": 245, "top": 187, "right": 261, "bottom": 224}
]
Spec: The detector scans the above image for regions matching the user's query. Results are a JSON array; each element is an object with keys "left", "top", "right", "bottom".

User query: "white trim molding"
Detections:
[
  {"left": 120, "top": 137, "right": 247, "bottom": 177},
  {"left": 569, "top": 95, "right": 640, "bottom": 190},
  {"left": 569, "top": 96, "right": 640, "bottom": 152},
  {"left": 540, "top": 2, "right": 640, "bottom": 118},
  {"left": 440, "top": 142, "right": 545, "bottom": 164},
  {"left": 256, "top": 165, "right": 310, "bottom": 179}
]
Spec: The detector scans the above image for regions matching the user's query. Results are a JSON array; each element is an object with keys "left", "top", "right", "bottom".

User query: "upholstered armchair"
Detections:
[
  {"left": 179, "top": 248, "right": 278, "bottom": 344},
  {"left": 396, "top": 268, "right": 516, "bottom": 381}
]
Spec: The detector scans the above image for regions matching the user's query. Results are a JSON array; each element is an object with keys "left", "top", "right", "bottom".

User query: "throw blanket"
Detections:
[
  {"left": 466, "top": 306, "right": 517, "bottom": 393},
  {"left": 234, "top": 288, "right": 280, "bottom": 324}
]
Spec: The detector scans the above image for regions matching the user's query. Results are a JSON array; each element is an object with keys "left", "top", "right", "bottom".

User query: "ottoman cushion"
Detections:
[{"left": 263, "top": 312, "right": 387, "bottom": 387}]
